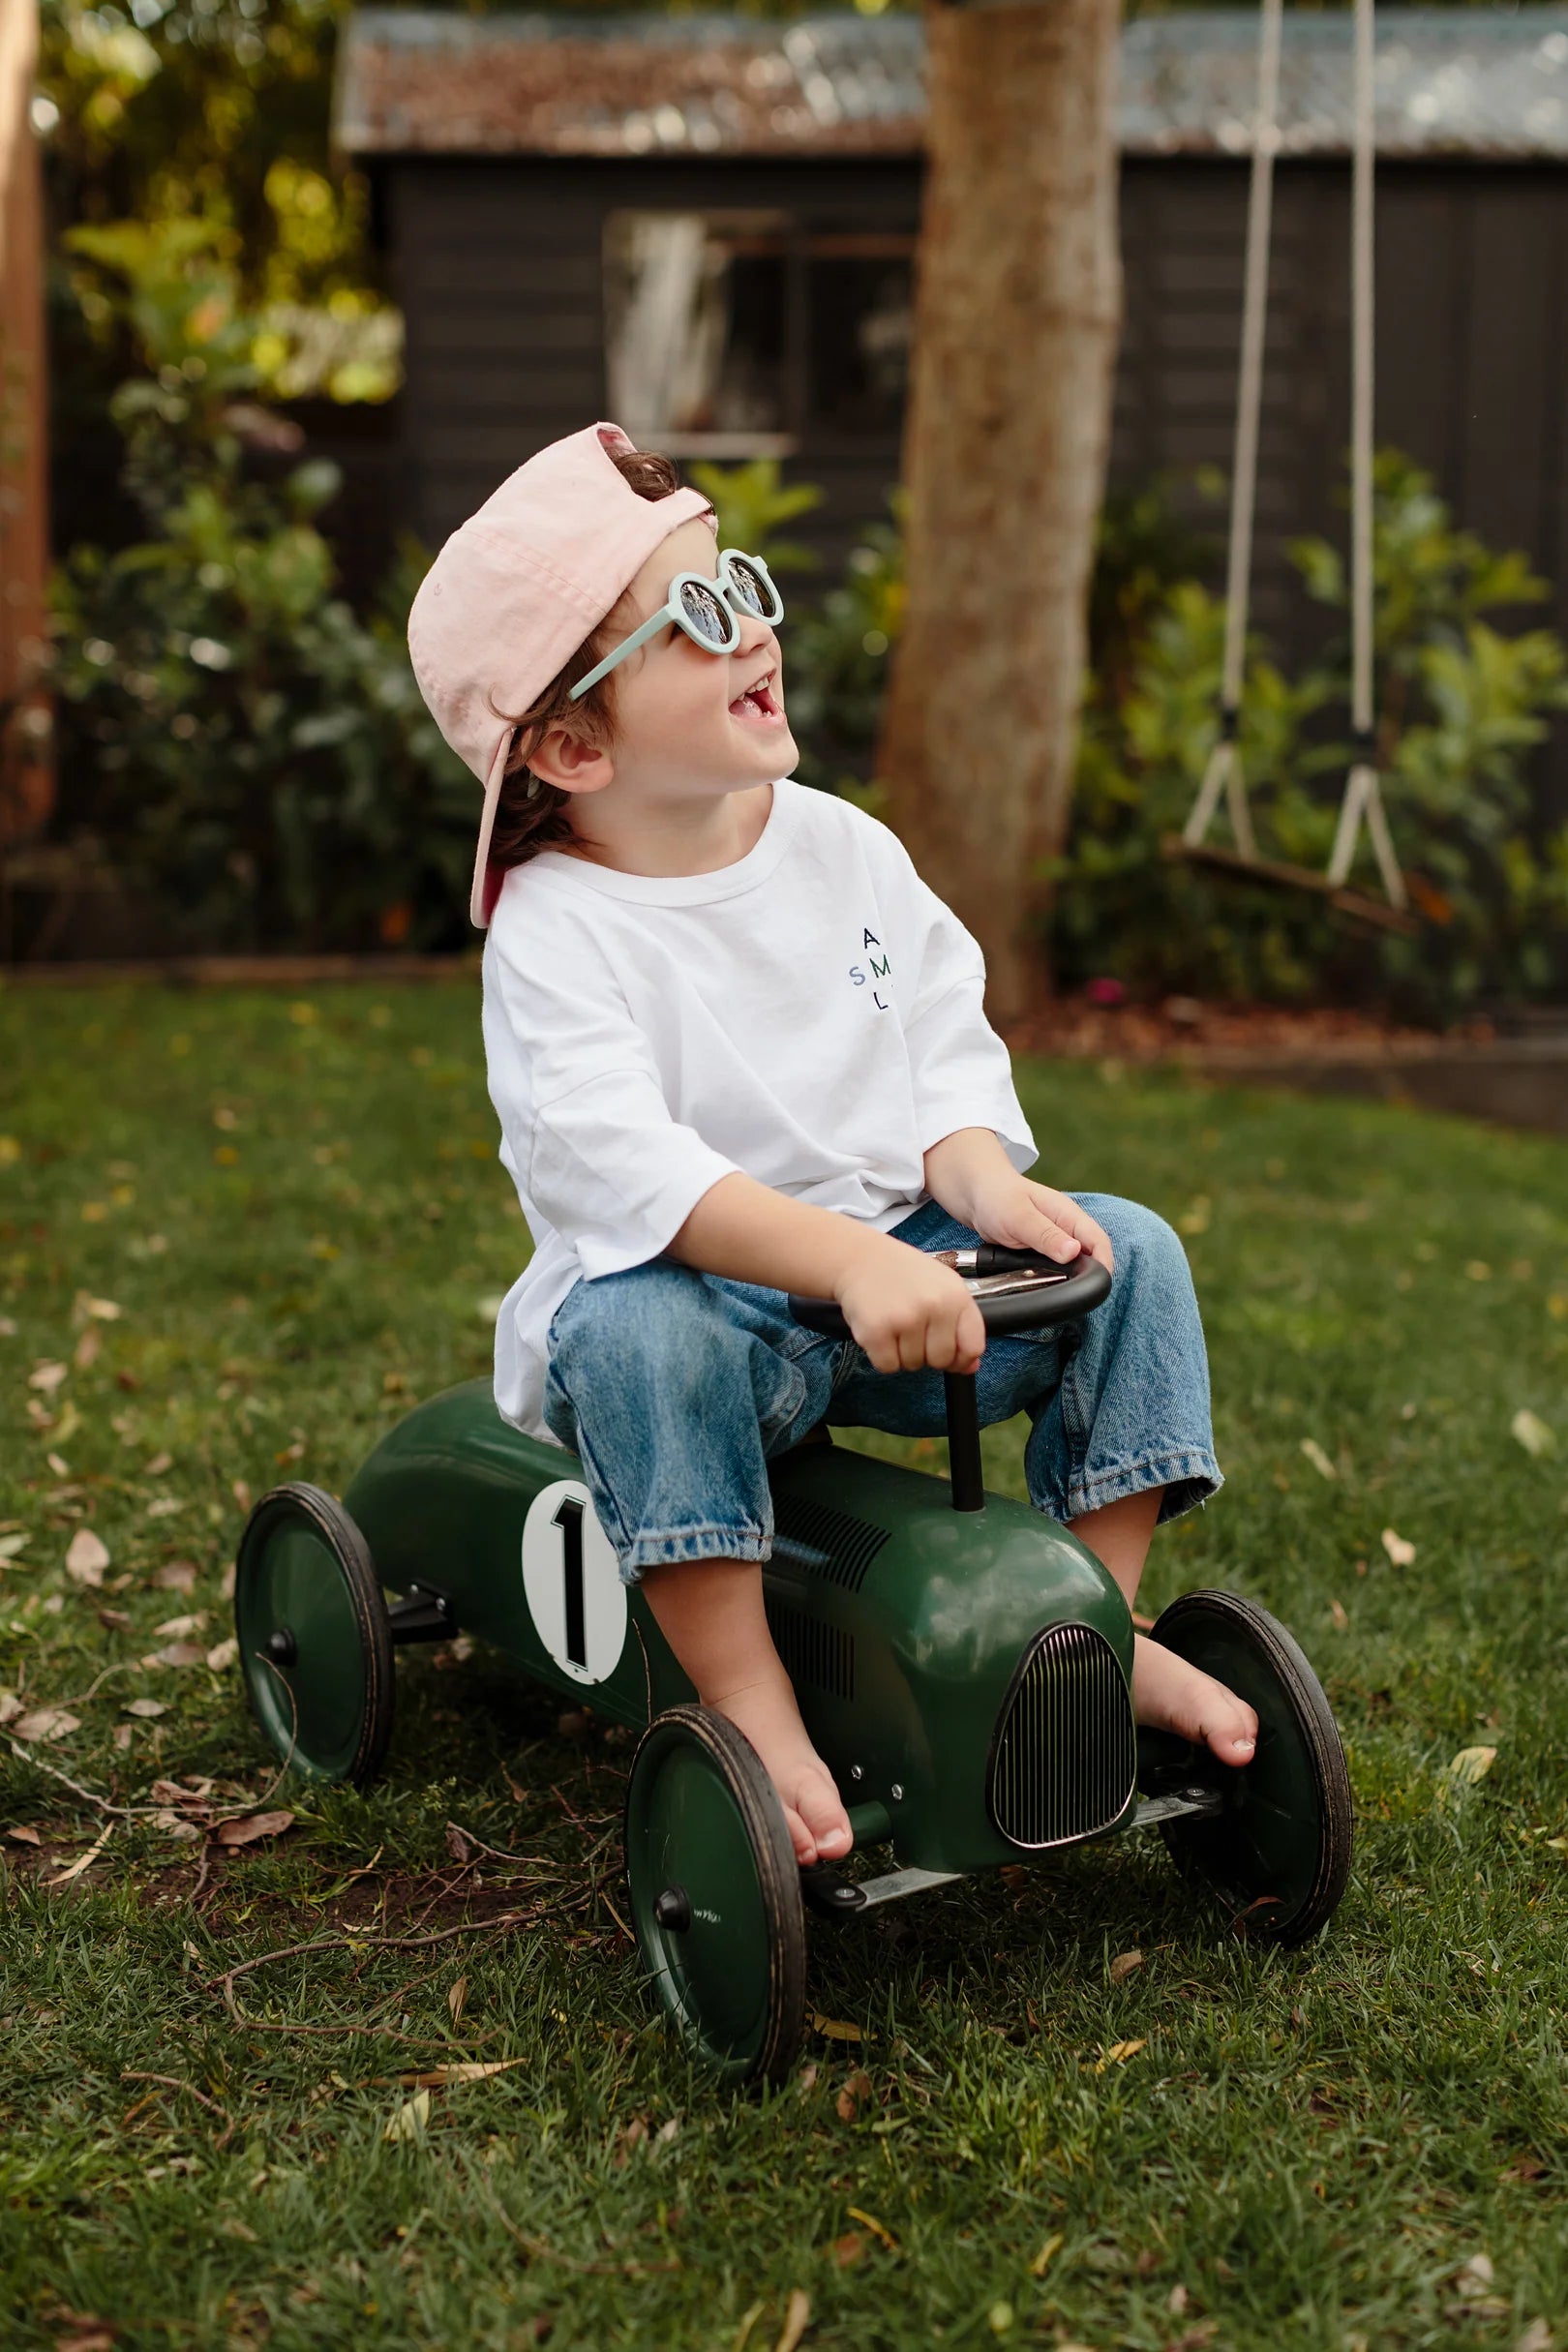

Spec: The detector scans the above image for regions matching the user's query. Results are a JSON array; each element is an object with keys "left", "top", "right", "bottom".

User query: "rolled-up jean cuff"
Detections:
[
  {"left": 1062, "top": 1450, "right": 1223, "bottom": 1527},
  {"left": 618, "top": 1523, "right": 771, "bottom": 1586}
]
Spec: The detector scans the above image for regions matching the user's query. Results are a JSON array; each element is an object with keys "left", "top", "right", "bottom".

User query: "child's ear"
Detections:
[{"left": 525, "top": 723, "right": 616, "bottom": 797}]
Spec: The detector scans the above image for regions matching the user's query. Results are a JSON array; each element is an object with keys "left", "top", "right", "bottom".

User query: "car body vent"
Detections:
[
  {"left": 769, "top": 1493, "right": 890, "bottom": 1594},
  {"left": 987, "top": 1622, "right": 1135, "bottom": 1850},
  {"left": 764, "top": 1595, "right": 855, "bottom": 1702}
]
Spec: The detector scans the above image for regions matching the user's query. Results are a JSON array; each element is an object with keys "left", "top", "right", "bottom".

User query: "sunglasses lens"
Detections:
[
  {"left": 679, "top": 580, "right": 732, "bottom": 646},
  {"left": 725, "top": 556, "right": 777, "bottom": 619}
]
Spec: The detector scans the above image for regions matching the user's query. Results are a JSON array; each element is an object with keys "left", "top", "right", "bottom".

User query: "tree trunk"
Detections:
[
  {"left": 0, "top": 0, "right": 52, "bottom": 847},
  {"left": 878, "top": 0, "right": 1122, "bottom": 1019}
]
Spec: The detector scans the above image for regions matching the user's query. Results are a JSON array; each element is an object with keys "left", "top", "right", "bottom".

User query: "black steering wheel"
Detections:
[{"left": 786, "top": 1244, "right": 1111, "bottom": 1344}]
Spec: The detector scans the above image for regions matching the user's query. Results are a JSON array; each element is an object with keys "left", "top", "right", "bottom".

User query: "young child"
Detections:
[{"left": 409, "top": 421, "right": 1255, "bottom": 1870}]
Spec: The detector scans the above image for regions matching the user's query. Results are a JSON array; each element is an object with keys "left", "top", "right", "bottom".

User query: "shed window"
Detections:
[{"left": 604, "top": 212, "right": 914, "bottom": 455}]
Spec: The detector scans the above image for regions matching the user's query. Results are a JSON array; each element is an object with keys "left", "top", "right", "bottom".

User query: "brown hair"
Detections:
[{"left": 487, "top": 446, "right": 685, "bottom": 872}]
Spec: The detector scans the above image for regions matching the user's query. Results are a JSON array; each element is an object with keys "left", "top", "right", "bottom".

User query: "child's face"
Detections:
[{"left": 540, "top": 518, "right": 798, "bottom": 820}]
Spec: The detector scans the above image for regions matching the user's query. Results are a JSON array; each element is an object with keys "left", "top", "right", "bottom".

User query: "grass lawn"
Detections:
[{"left": 2, "top": 978, "right": 1567, "bottom": 2352}]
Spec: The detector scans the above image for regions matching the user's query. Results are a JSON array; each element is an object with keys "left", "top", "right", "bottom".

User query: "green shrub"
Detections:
[
  {"left": 770, "top": 449, "right": 1568, "bottom": 1017},
  {"left": 49, "top": 222, "right": 471, "bottom": 952}
]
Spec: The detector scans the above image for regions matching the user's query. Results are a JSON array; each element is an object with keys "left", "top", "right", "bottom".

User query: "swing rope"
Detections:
[
  {"left": 1181, "top": 0, "right": 1282, "bottom": 863},
  {"left": 1179, "top": 0, "right": 1409, "bottom": 921},
  {"left": 1325, "top": 0, "right": 1406, "bottom": 909}
]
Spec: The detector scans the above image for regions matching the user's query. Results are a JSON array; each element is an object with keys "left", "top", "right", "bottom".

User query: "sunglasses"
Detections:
[{"left": 569, "top": 548, "right": 784, "bottom": 702}]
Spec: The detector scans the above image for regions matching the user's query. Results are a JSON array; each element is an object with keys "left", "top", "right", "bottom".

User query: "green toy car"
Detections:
[{"left": 233, "top": 1250, "right": 1353, "bottom": 2087}]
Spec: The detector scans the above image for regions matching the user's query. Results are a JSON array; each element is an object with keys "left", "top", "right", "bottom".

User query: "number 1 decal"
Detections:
[
  {"left": 553, "top": 1494, "right": 588, "bottom": 1671},
  {"left": 522, "top": 1479, "right": 627, "bottom": 1687}
]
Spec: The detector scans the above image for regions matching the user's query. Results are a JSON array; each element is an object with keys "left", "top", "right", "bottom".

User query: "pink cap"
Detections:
[{"left": 407, "top": 421, "right": 713, "bottom": 928}]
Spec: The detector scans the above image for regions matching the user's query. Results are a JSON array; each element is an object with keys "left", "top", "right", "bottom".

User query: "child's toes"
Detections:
[{"left": 793, "top": 1766, "right": 852, "bottom": 1862}]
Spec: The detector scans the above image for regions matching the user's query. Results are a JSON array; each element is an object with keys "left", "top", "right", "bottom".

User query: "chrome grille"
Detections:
[{"left": 987, "top": 1623, "right": 1136, "bottom": 1850}]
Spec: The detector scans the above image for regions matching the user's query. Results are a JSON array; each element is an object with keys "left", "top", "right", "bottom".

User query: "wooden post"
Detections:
[
  {"left": 0, "top": 0, "right": 51, "bottom": 846},
  {"left": 876, "top": 0, "right": 1122, "bottom": 1019}
]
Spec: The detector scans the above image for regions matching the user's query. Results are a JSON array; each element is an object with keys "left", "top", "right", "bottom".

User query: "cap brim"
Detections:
[{"left": 469, "top": 727, "right": 513, "bottom": 930}]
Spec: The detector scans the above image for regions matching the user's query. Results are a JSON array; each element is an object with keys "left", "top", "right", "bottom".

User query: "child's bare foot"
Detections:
[
  {"left": 703, "top": 1666, "right": 854, "bottom": 1868},
  {"left": 1133, "top": 1633, "right": 1257, "bottom": 1766}
]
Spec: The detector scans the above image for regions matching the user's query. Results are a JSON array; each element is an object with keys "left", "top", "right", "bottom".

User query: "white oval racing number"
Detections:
[{"left": 521, "top": 1479, "right": 627, "bottom": 1687}]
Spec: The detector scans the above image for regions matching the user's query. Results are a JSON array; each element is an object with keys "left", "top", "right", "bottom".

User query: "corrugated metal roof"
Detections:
[{"left": 336, "top": 8, "right": 1568, "bottom": 164}]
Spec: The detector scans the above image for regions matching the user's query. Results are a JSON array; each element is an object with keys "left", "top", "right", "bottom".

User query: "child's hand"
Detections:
[
  {"left": 966, "top": 1175, "right": 1115, "bottom": 1274},
  {"left": 835, "top": 1238, "right": 987, "bottom": 1375}
]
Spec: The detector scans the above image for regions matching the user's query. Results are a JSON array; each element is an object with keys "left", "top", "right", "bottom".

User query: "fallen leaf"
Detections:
[
  {"left": 846, "top": 2206, "right": 898, "bottom": 2252},
  {"left": 153, "top": 1613, "right": 207, "bottom": 1641},
  {"left": 54, "top": 2327, "right": 115, "bottom": 2352},
  {"left": 97, "top": 1608, "right": 131, "bottom": 1631},
  {"left": 214, "top": 1810, "right": 294, "bottom": 1848},
  {"left": 73, "top": 1327, "right": 102, "bottom": 1372},
  {"left": 153, "top": 1643, "right": 205, "bottom": 1668},
  {"left": 29, "top": 1361, "right": 69, "bottom": 1394},
  {"left": 1330, "top": 1598, "right": 1349, "bottom": 1630},
  {"left": 81, "top": 1297, "right": 123, "bottom": 1321},
  {"left": 145, "top": 1499, "right": 183, "bottom": 1520},
  {"left": 400, "top": 2061, "right": 525, "bottom": 2089},
  {"left": 1300, "top": 1437, "right": 1338, "bottom": 1480},
  {"left": 1511, "top": 1408, "right": 1556, "bottom": 1459},
  {"left": 153, "top": 1562, "right": 196, "bottom": 1595},
  {"left": 5, "top": 1824, "right": 42, "bottom": 1846},
  {"left": 829, "top": 2233, "right": 865, "bottom": 2269},
  {"left": 124, "top": 1699, "right": 166, "bottom": 1720},
  {"left": 0, "top": 1533, "right": 28, "bottom": 1563},
  {"left": 1381, "top": 1526, "right": 1416, "bottom": 1567},
  {"left": 383, "top": 2088, "right": 432, "bottom": 2143},
  {"left": 1168, "top": 2285, "right": 1191, "bottom": 2316},
  {"left": 230, "top": 1480, "right": 252, "bottom": 1515},
  {"left": 1029, "top": 2233, "right": 1065, "bottom": 2277},
  {"left": 151, "top": 1812, "right": 202, "bottom": 1842},
  {"left": 65, "top": 1529, "right": 109, "bottom": 1586},
  {"left": 1517, "top": 2321, "right": 1553, "bottom": 2352},
  {"left": 773, "top": 2290, "right": 810, "bottom": 2352},
  {"left": 1445, "top": 1746, "right": 1498, "bottom": 1787},
  {"left": 1093, "top": 2037, "right": 1148, "bottom": 2073},
  {"left": 144, "top": 1452, "right": 173, "bottom": 1477},
  {"left": 13, "top": 1708, "right": 81, "bottom": 1743},
  {"left": 45, "top": 1822, "right": 114, "bottom": 1886},
  {"left": 0, "top": 1693, "right": 22, "bottom": 1725},
  {"left": 447, "top": 1975, "right": 467, "bottom": 2028},
  {"left": 1109, "top": 1949, "right": 1143, "bottom": 1984},
  {"left": 445, "top": 1823, "right": 475, "bottom": 1864},
  {"left": 810, "top": 2013, "right": 862, "bottom": 2043},
  {"left": 46, "top": 1454, "right": 71, "bottom": 1479},
  {"left": 206, "top": 1638, "right": 238, "bottom": 1673}
]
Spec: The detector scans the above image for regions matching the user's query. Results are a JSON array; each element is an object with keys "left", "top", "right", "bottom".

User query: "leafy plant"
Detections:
[
  {"left": 685, "top": 457, "right": 823, "bottom": 575},
  {"left": 49, "top": 226, "right": 471, "bottom": 952}
]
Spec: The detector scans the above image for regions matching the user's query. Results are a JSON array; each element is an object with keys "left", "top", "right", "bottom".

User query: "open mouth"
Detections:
[{"left": 728, "top": 668, "right": 784, "bottom": 724}]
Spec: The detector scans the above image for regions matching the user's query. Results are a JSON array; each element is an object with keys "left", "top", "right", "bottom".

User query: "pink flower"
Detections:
[{"left": 1086, "top": 978, "right": 1127, "bottom": 1008}]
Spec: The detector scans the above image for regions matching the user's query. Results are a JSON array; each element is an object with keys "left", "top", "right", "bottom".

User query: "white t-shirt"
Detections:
[{"left": 480, "top": 776, "right": 1039, "bottom": 1442}]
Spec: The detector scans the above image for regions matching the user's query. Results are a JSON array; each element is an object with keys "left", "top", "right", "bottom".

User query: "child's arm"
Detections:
[
  {"left": 923, "top": 1129, "right": 1115, "bottom": 1273},
  {"left": 667, "top": 1172, "right": 986, "bottom": 1375}
]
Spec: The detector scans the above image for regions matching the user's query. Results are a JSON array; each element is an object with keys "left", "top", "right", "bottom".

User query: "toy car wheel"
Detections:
[
  {"left": 233, "top": 1484, "right": 395, "bottom": 1787},
  {"left": 623, "top": 1704, "right": 806, "bottom": 2089},
  {"left": 1145, "top": 1589, "right": 1353, "bottom": 1947}
]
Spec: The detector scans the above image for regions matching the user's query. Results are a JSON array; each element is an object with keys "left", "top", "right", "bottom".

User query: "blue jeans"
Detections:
[{"left": 542, "top": 1195, "right": 1221, "bottom": 1585}]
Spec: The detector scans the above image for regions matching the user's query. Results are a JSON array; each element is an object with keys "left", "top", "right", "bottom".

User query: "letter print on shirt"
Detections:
[{"left": 852, "top": 927, "right": 892, "bottom": 1010}]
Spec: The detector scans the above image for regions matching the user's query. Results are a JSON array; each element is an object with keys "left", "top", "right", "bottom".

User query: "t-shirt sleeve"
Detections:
[
  {"left": 484, "top": 915, "right": 740, "bottom": 1282},
  {"left": 898, "top": 860, "right": 1038, "bottom": 1175}
]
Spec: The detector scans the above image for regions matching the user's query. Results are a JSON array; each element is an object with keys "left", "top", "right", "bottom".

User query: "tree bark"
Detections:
[
  {"left": 0, "top": 0, "right": 52, "bottom": 846},
  {"left": 878, "top": 0, "right": 1122, "bottom": 1019}
]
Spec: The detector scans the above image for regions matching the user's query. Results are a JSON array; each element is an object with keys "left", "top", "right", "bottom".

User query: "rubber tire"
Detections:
[
  {"left": 233, "top": 1484, "right": 395, "bottom": 1788},
  {"left": 623, "top": 1704, "right": 807, "bottom": 2089},
  {"left": 1149, "top": 1588, "right": 1353, "bottom": 1947}
]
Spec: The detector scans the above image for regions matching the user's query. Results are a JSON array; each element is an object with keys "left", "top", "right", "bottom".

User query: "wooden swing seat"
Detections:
[{"left": 1160, "top": 832, "right": 1418, "bottom": 936}]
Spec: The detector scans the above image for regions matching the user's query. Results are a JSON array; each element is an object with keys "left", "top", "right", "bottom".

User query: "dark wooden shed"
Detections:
[{"left": 339, "top": 7, "right": 1568, "bottom": 761}]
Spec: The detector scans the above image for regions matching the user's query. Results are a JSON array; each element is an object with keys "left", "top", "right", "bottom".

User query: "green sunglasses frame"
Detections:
[{"left": 568, "top": 548, "right": 784, "bottom": 703}]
